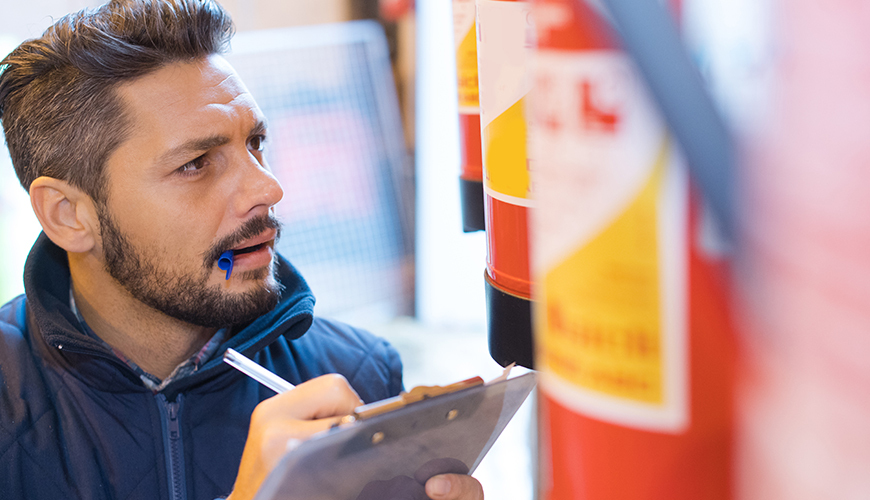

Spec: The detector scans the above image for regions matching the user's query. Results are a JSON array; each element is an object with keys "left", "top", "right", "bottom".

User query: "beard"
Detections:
[{"left": 96, "top": 207, "right": 283, "bottom": 328}]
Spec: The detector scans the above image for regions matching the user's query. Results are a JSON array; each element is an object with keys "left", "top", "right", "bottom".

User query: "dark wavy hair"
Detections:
[{"left": 0, "top": 0, "right": 234, "bottom": 204}]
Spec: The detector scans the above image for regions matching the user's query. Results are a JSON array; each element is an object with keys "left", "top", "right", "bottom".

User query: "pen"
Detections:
[{"left": 223, "top": 347, "right": 295, "bottom": 394}]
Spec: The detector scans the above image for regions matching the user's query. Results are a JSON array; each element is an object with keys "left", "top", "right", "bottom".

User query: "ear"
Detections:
[{"left": 29, "top": 176, "right": 100, "bottom": 253}]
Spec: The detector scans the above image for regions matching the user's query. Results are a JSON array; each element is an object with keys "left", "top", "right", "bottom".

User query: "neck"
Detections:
[{"left": 69, "top": 253, "right": 217, "bottom": 380}]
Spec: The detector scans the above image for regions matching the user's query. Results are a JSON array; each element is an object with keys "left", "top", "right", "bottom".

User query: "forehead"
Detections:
[{"left": 110, "top": 54, "right": 261, "bottom": 167}]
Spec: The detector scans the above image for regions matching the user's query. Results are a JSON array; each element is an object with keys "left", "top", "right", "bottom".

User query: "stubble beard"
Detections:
[{"left": 96, "top": 206, "right": 283, "bottom": 328}]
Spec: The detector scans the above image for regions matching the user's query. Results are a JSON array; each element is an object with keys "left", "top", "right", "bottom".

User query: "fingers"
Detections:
[
  {"left": 254, "top": 416, "right": 343, "bottom": 461},
  {"left": 253, "top": 373, "right": 363, "bottom": 422},
  {"left": 249, "top": 373, "right": 363, "bottom": 461},
  {"left": 228, "top": 374, "right": 363, "bottom": 500},
  {"left": 425, "top": 474, "right": 484, "bottom": 500}
]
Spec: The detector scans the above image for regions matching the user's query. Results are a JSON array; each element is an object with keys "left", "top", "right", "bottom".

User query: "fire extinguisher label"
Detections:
[
  {"left": 453, "top": 0, "right": 479, "bottom": 114},
  {"left": 530, "top": 50, "right": 689, "bottom": 432},
  {"left": 477, "top": 0, "right": 535, "bottom": 206}
]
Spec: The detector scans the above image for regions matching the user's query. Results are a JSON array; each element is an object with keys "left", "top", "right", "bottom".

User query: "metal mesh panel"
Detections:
[{"left": 226, "top": 21, "right": 413, "bottom": 322}]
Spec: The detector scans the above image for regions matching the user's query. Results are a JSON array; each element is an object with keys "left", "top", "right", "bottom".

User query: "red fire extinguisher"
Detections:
[
  {"left": 453, "top": 0, "right": 485, "bottom": 232},
  {"left": 529, "top": 0, "right": 736, "bottom": 498},
  {"left": 476, "top": 0, "right": 535, "bottom": 368}
]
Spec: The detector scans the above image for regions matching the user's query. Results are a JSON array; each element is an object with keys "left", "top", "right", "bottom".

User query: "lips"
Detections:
[
  {"left": 233, "top": 243, "right": 266, "bottom": 256},
  {"left": 229, "top": 229, "right": 277, "bottom": 256}
]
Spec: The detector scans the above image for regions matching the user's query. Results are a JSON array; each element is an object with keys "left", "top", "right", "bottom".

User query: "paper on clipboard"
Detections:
[{"left": 253, "top": 371, "right": 537, "bottom": 500}]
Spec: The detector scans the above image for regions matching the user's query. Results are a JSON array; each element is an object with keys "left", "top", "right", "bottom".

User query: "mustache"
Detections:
[{"left": 204, "top": 214, "right": 283, "bottom": 266}]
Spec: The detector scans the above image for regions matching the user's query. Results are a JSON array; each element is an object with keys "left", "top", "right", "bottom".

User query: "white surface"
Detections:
[{"left": 414, "top": 0, "right": 488, "bottom": 329}]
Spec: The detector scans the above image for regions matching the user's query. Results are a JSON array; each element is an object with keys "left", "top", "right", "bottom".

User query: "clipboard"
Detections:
[{"left": 253, "top": 371, "right": 537, "bottom": 500}]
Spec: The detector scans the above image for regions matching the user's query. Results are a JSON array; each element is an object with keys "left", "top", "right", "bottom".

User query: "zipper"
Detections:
[{"left": 157, "top": 394, "right": 187, "bottom": 500}]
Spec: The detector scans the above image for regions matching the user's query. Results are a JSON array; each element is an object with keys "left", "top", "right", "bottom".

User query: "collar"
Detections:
[{"left": 69, "top": 288, "right": 227, "bottom": 392}]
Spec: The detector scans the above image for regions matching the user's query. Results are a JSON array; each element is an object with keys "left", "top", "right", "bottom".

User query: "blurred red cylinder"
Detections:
[
  {"left": 529, "top": 0, "right": 735, "bottom": 498},
  {"left": 477, "top": 0, "right": 535, "bottom": 368},
  {"left": 453, "top": 0, "right": 486, "bottom": 233}
]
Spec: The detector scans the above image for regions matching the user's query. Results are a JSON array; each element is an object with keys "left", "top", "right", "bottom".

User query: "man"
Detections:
[{"left": 0, "top": 1, "right": 484, "bottom": 499}]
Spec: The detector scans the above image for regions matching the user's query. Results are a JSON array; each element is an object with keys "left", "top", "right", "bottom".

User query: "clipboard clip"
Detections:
[{"left": 338, "top": 376, "right": 485, "bottom": 425}]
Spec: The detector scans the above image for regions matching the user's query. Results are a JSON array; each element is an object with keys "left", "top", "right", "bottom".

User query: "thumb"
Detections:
[{"left": 425, "top": 474, "right": 484, "bottom": 500}]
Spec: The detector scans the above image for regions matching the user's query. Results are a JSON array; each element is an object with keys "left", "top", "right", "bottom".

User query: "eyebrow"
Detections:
[
  {"left": 156, "top": 119, "right": 268, "bottom": 166},
  {"left": 250, "top": 119, "right": 267, "bottom": 138}
]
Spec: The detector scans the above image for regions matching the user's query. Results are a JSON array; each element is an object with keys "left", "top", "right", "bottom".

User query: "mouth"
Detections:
[
  {"left": 206, "top": 215, "right": 284, "bottom": 276},
  {"left": 217, "top": 228, "right": 278, "bottom": 275},
  {"left": 228, "top": 228, "right": 277, "bottom": 256},
  {"left": 231, "top": 241, "right": 271, "bottom": 256}
]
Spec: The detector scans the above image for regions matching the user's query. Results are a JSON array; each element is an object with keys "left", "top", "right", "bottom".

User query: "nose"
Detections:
[{"left": 234, "top": 151, "right": 284, "bottom": 216}]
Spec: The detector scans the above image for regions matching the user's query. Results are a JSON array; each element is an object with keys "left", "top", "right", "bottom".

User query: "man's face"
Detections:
[{"left": 97, "top": 55, "right": 285, "bottom": 327}]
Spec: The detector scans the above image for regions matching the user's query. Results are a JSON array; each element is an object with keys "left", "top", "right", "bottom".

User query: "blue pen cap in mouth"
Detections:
[{"left": 217, "top": 250, "right": 234, "bottom": 280}]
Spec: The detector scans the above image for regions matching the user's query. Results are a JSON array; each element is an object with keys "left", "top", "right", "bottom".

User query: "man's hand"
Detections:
[
  {"left": 425, "top": 474, "right": 484, "bottom": 500},
  {"left": 357, "top": 473, "right": 484, "bottom": 500},
  {"left": 227, "top": 374, "right": 363, "bottom": 500}
]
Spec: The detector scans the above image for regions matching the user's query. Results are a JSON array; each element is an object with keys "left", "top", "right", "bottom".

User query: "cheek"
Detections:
[
  {"left": 112, "top": 194, "right": 222, "bottom": 267},
  {"left": 108, "top": 162, "right": 237, "bottom": 266}
]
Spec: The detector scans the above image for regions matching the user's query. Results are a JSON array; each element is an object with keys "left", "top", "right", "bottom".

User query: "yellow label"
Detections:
[
  {"left": 456, "top": 24, "right": 479, "bottom": 110},
  {"left": 539, "top": 141, "right": 668, "bottom": 404},
  {"left": 483, "top": 97, "right": 530, "bottom": 200}
]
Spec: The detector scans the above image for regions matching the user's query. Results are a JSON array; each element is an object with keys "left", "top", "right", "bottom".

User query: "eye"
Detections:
[
  {"left": 249, "top": 134, "right": 267, "bottom": 152},
  {"left": 177, "top": 155, "right": 208, "bottom": 176}
]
